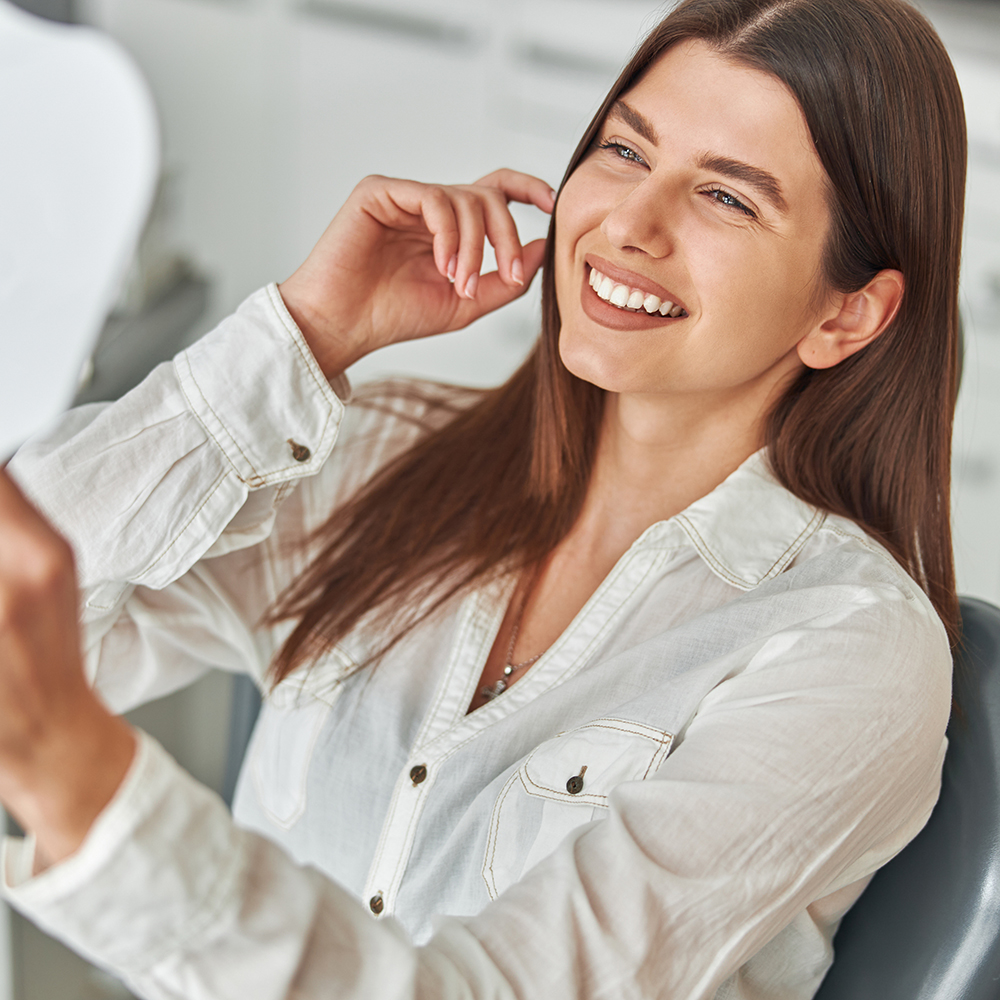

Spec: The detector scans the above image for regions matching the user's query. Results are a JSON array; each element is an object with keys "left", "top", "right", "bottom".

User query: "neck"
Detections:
[{"left": 569, "top": 387, "right": 771, "bottom": 565}]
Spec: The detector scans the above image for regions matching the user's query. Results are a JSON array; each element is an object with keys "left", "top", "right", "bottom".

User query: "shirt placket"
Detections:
[
  {"left": 361, "top": 580, "right": 510, "bottom": 918},
  {"left": 361, "top": 533, "right": 682, "bottom": 920}
]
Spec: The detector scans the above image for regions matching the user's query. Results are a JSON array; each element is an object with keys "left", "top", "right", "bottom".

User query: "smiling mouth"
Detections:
[{"left": 587, "top": 266, "right": 688, "bottom": 318}]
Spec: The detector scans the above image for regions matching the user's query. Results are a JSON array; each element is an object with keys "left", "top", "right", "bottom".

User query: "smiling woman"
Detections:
[{"left": 0, "top": 0, "right": 966, "bottom": 998}]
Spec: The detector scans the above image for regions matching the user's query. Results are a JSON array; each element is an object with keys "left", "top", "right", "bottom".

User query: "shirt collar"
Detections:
[{"left": 665, "top": 449, "right": 826, "bottom": 591}]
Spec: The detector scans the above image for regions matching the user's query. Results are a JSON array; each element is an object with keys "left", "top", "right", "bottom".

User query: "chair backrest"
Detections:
[
  {"left": 815, "top": 596, "right": 1000, "bottom": 1000},
  {"left": 222, "top": 674, "right": 262, "bottom": 808}
]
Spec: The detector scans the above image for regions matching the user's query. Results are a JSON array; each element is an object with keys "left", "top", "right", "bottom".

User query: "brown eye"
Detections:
[
  {"left": 706, "top": 186, "right": 756, "bottom": 219},
  {"left": 597, "top": 140, "right": 646, "bottom": 166}
]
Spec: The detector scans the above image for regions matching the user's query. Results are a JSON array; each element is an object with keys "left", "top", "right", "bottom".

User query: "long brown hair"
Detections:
[{"left": 267, "top": 0, "right": 966, "bottom": 681}]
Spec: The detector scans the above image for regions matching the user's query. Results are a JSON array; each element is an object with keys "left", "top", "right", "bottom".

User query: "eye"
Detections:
[
  {"left": 705, "top": 186, "right": 757, "bottom": 219},
  {"left": 597, "top": 139, "right": 647, "bottom": 166}
]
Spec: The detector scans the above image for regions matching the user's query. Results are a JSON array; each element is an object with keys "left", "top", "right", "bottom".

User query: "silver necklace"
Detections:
[{"left": 480, "top": 569, "right": 544, "bottom": 703}]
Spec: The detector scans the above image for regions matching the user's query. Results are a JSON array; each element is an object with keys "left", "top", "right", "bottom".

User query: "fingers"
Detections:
[
  {"left": 475, "top": 168, "right": 557, "bottom": 214},
  {"left": 451, "top": 191, "right": 488, "bottom": 299},
  {"left": 450, "top": 237, "right": 549, "bottom": 324},
  {"left": 419, "top": 187, "right": 461, "bottom": 282},
  {"left": 447, "top": 178, "right": 553, "bottom": 299},
  {"left": 372, "top": 172, "right": 554, "bottom": 300},
  {"left": 463, "top": 171, "right": 554, "bottom": 297}
]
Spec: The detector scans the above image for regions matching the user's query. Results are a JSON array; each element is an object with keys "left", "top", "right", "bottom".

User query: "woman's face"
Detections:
[{"left": 554, "top": 39, "right": 833, "bottom": 405}]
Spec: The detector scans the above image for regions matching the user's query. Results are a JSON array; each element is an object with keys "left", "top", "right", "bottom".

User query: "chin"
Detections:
[{"left": 558, "top": 334, "right": 643, "bottom": 394}]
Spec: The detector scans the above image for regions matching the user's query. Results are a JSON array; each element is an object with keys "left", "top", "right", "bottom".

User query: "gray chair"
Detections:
[
  {"left": 222, "top": 598, "right": 1000, "bottom": 994},
  {"left": 816, "top": 596, "right": 1000, "bottom": 999},
  {"left": 222, "top": 673, "right": 262, "bottom": 808}
]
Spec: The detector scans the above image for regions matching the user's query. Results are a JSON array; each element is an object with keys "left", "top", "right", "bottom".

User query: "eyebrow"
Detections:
[
  {"left": 607, "top": 100, "right": 659, "bottom": 145},
  {"left": 696, "top": 153, "right": 788, "bottom": 213},
  {"left": 605, "top": 100, "right": 789, "bottom": 214}
]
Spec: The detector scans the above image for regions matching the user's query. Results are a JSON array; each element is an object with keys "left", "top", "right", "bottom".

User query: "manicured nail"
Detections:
[
  {"left": 447, "top": 255, "right": 458, "bottom": 282},
  {"left": 511, "top": 257, "right": 524, "bottom": 286},
  {"left": 464, "top": 272, "right": 479, "bottom": 299}
]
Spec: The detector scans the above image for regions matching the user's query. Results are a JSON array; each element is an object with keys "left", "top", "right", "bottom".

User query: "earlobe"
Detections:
[{"left": 797, "top": 269, "right": 904, "bottom": 370}]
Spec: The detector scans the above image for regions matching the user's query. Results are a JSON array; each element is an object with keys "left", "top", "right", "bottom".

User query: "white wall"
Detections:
[{"left": 77, "top": 0, "right": 665, "bottom": 383}]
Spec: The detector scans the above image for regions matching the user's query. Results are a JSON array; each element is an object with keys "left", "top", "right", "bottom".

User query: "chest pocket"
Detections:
[
  {"left": 482, "top": 718, "right": 674, "bottom": 899},
  {"left": 248, "top": 652, "right": 352, "bottom": 829}
]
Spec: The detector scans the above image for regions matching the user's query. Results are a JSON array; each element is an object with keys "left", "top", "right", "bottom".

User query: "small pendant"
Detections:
[{"left": 480, "top": 678, "right": 508, "bottom": 701}]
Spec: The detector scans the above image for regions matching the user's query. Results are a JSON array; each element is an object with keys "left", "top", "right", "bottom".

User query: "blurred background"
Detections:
[{"left": 4, "top": 0, "right": 1000, "bottom": 996}]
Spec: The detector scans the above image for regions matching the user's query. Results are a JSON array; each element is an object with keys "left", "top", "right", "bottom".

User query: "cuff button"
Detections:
[{"left": 288, "top": 439, "right": 311, "bottom": 463}]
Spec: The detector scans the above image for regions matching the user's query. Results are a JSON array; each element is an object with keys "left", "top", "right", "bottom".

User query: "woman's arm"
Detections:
[
  {"left": 8, "top": 285, "right": 348, "bottom": 707},
  {"left": 7, "top": 171, "right": 552, "bottom": 710},
  {"left": 0, "top": 549, "right": 950, "bottom": 999}
]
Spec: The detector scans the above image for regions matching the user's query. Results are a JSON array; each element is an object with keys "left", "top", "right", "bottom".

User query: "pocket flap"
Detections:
[{"left": 520, "top": 718, "right": 674, "bottom": 806}]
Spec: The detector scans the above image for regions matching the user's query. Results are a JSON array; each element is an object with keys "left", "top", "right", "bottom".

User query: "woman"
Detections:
[{"left": 0, "top": 0, "right": 965, "bottom": 996}]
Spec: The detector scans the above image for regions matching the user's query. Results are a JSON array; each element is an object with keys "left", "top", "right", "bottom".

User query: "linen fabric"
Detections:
[{"left": 2, "top": 284, "right": 952, "bottom": 1000}]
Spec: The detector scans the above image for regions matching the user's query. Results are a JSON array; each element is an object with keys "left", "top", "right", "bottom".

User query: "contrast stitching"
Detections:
[
  {"left": 678, "top": 507, "right": 825, "bottom": 588},
  {"left": 676, "top": 515, "right": 749, "bottom": 588},
  {"left": 482, "top": 771, "right": 521, "bottom": 899},
  {"left": 182, "top": 358, "right": 261, "bottom": 481},
  {"left": 134, "top": 470, "right": 230, "bottom": 581},
  {"left": 266, "top": 284, "right": 340, "bottom": 404},
  {"left": 519, "top": 718, "right": 676, "bottom": 801},
  {"left": 759, "top": 509, "right": 826, "bottom": 582}
]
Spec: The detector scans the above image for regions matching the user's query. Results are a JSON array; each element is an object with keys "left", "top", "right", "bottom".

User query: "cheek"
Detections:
[
  {"left": 687, "top": 229, "right": 820, "bottom": 331},
  {"left": 554, "top": 169, "right": 608, "bottom": 254}
]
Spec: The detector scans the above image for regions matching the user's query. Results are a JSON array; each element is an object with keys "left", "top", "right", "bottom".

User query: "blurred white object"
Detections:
[{"left": 0, "top": 0, "right": 158, "bottom": 458}]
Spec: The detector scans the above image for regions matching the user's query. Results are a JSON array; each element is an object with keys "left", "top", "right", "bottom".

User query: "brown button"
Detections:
[
  {"left": 369, "top": 892, "right": 384, "bottom": 914},
  {"left": 566, "top": 765, "right": 588, "bottom": 795},
  {"left": 288, "top": 439, "right": 311, "bottom": 462},
  {"left": 410, "top": 764, "right": 428, "bottom": 785}
]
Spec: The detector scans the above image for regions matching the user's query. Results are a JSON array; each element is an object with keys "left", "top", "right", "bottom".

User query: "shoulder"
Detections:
[{"left": 766, "top": 511, "right": 953, "bottom": 725}]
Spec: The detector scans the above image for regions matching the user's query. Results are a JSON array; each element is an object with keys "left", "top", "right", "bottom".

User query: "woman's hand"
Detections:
[
  {"left": 0, "top": 469, "right": 135, "bottom": 867},
  {"left": 277, "top": 169, "right": 555, "bottom": 377}
]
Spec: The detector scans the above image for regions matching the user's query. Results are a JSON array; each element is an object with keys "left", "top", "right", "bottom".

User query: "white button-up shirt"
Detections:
[{"left": 3, "top": 285, "right": 952, "bottom": 1000}]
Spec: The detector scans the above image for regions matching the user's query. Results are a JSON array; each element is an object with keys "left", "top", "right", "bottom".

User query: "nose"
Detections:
[{"left": 600, "top": 179, "right": 675, "bottom": 258}]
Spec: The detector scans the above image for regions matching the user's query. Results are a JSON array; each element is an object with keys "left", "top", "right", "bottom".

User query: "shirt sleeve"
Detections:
[
  {"left": 6, "top": 284, "right": 348, "bottom": 709},
  {"left": 1, "top": 583, "right": 952, "bottom": 1000}
]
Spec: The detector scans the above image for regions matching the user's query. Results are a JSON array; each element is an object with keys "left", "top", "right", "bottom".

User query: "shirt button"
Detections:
[
  {"left": 410, "top": 764, "right": 428, "bottom": 785},
  {"left": 566, "top": 765, "right": 588, "bottom": 795},
  {"left": 287, "top": 439, "right": 311, "bottom": 462},
  {"left": 369, "top": 892, "right": 384, "bottom": 915}
]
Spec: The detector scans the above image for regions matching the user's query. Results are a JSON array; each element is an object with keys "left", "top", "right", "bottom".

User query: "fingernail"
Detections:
[
  {"left": 511, "top": 258, "right": 524, "bottom": 286},
  {"left": 464, "top": 273, "right": 479, "bottom": 299},
  {"left": 447, "top": 255, "right": 458, "bottom": 282},
  {"left": 548, "top": 188, "right": 557, "bottom": 207}
]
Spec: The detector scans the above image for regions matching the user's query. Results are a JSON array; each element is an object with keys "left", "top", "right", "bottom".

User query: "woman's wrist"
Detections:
[
  {"left": 2, "top": 706, "right": 137, "bottom": 868},
  {"left": 277, "top": 276, "right": 370, "bottom": 380}
]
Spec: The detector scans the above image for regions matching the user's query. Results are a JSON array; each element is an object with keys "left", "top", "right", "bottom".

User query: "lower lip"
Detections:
[{"left": 579, "top": 269, "right": 684, "bottom": 331}]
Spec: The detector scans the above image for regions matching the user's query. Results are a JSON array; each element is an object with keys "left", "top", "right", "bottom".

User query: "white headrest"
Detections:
[{"left": 0, "top": 1, "right": 159, "bottom": 458}]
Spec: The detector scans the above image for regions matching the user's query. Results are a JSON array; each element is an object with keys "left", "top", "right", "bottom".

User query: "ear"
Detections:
[{"left": 796, "top": 269, "right": 904, "bottom": 370}]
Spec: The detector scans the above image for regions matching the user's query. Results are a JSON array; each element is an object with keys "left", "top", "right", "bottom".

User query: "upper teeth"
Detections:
[{"left": 588, "top": 268, "right": 686, "bottom": 317}]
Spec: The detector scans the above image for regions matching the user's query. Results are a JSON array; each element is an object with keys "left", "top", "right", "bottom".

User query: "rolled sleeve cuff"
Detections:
[
  {"left": 2, "top": 730, "right": 243, "bottom": 974},
  {"left": 175, "top": 283, "right": 349, "bottom": 489}
]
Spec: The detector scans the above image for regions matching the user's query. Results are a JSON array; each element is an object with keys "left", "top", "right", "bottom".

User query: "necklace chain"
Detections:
[{"left": 479, "top": 565, "right": 544, "bottom": 703}]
